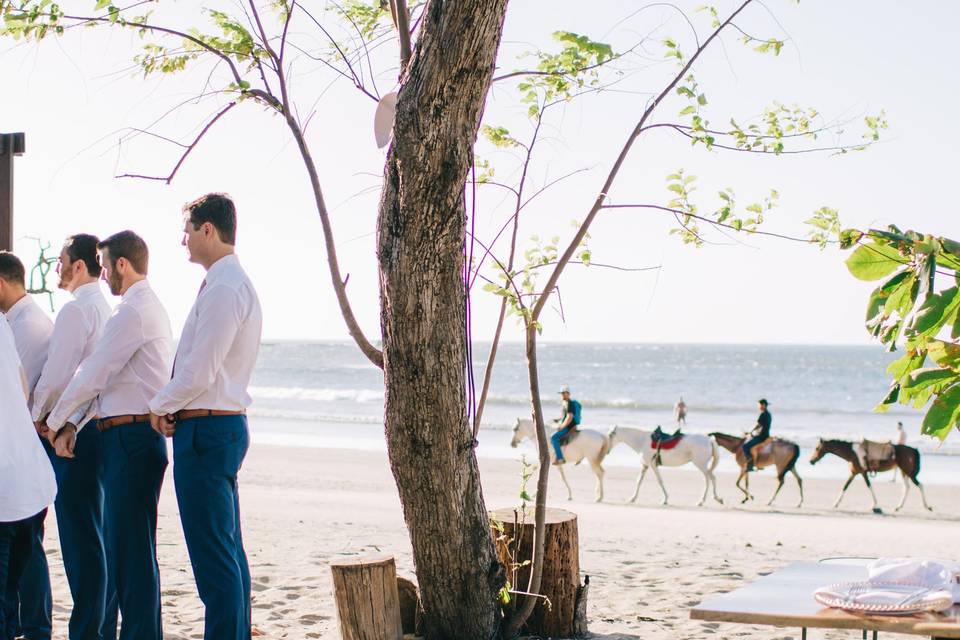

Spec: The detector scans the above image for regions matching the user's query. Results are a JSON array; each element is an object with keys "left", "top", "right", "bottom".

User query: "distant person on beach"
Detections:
[
  {"left": 553, "top": 386, "right": 582, "bottom": 465},
  {"left": 675, "top": 396, "right": 687, "bottom": 425},
  {"left": 894, "top": 421, "right": 906, "bottom": 445},
  {"left": 743, "top": 398, "right": 772, "bottom": 472},
  {"left": 891, "top": 421, "right": 906, "bottom": 482}
]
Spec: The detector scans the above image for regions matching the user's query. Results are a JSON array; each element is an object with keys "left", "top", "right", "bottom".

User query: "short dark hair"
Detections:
[
  {"left": 0, "top": 251, "right": 26, "bottom": 286},
  {"left": 64, "top": 234, "right": 102, "bottom": 277},
  {"left": 183, "top": 192, "right": 237, "bottom": 245},
  {"left": 98, "top": 230, "right": 149, "bottom": 275}
]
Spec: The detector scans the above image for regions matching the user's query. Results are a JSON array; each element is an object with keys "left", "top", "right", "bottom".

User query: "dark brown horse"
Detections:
[
  {"left": 809, "top": 439, "right": 932, "bottom": 511},
  {"left": 710, "top": 432, "right": 803, "bottom": 507}
]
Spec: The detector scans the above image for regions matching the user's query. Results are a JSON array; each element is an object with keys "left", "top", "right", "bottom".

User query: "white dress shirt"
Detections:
[
  {"left": 47, "top": 280, "right": 173, "bottom": 431},
  {"left": 32, "top": 282, "right": 112, "bottom": 426},
  {"left": 4, "top": 293, "right": 54, "bottom": 410},
  {"left": 150, "top": 254, "right": 262, "bottom": 415},
  {"left": 0, "top": 316, "right": 57, "bottom": 522}
]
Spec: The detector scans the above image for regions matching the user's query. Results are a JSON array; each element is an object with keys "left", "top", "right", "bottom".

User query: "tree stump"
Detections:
[
  {"left": 330, "top": 554, "right": 403, "bottom": 640},
  {"left": 490, "top": 507, "right": 587, "bottom": 638},
  {"left": 395, "top": 576, "right": 421, "bottom": 636}
]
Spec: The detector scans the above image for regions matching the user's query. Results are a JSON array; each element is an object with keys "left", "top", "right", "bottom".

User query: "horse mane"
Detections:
[{"left": 821, "top": 438, "right": 853, "bottom": 446}]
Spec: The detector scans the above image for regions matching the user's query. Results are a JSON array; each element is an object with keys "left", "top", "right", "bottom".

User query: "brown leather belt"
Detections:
[
  {"left": 97, "top": 414, "right": 151, "bottom": 431},
  {"left": 174, "top": 409, "right": 246, "bottom": 421}
]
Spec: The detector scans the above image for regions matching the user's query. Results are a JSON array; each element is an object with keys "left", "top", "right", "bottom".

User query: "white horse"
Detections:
[
  {"left": 607, "top": 426, "right": 722, "bottom": 506},
  {"left": 510, "top": 418, "right": 610, "bottom": 502}
]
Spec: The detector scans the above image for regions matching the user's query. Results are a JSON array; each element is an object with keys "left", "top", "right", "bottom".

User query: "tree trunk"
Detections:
[
  {"left": 331, "top": 555, "right": 404, "bottom": 640},
  {"left": 491, "top": 507, "right": 586, "bottom": 638},
  {"left": 376, "top": 1, "right": 510, "bottom": 639}
]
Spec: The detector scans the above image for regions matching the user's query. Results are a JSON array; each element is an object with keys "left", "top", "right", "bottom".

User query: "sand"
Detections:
[{"left": 39, "top": 442, "right": 960, "bottom": 639}]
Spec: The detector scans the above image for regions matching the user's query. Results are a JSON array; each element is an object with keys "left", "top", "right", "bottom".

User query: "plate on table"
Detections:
[{"left": 814, "top": 581, "right": 953, "bottom": 615}]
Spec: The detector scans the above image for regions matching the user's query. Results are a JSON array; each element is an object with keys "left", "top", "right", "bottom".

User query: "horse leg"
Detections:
[
  {"left": 557, "top": 464, "right": 573, "bottom": 501},
  {"left": 834, "top": 473, "right": 856, "bottom": 509},
  {"left": 696, "top": 463, "right": 710, "bottom": 507},
  {"left": 590, "top": 460, "right": 605, "bottom": 503},
  {"left": 767, "top": 475, "right": 785, "bottom": 506},
  {"left": 708, "top": 443, "right": 724, "bottom": 504},
  {"left": 650, "top": 462, "right": 669, "bottom": 505},
  {"left": 862, "top": 473, "right": 880, "bottom": 511},
  {"left": 629, "top": 465, "right": 649, "bottom": 503},
  {"left": 913, "top": 477, "right": 933, "bottom": 511},
  {"left": 735, "top": 470, "right": 750, "bottom": 504},
  {"left": 792, "top": 468, "right": 804, "bottom": 508},
  {"left": 895, "top": 472, "right": 910, "bottom": 511}
]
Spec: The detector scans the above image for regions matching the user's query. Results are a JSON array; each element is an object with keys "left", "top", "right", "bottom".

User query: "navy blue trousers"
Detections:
[
  {"left": 8, "top": 442, "right": 52, "bottom": 640},
  {"left": 173, "top": 415, "right": 251, "bottom": 640},
  {"left": 50, "top": 422, "right": 108, "bottom": 640},
  {"left": 101, "top": 421, "right": 167, "bottom": 640},
  {"left": 0, "top": 510, "right": 47, "bottom": 640}
]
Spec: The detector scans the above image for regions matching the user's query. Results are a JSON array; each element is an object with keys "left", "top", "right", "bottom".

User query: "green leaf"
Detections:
[
  {"left": 911, "top": 286, "right": 959, "bottom": 337},
  {"left": 921, "top": 383, "right": 960, "bottom": 440},
  {"left": 845, "top": 242, "right": 904, "bottom": 281},
  {"left": 904, "top": 367, "right": 957, "bottom": 391}
]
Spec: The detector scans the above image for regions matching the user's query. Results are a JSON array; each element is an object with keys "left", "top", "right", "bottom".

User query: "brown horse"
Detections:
[
  {"left": 809, "top": 439, "right": 932, "bottom": 512},
  {"left": 709, "top": 432, "right": 803, "bottom": 507}
]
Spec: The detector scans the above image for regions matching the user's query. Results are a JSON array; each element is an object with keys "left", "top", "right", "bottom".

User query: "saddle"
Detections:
[
  {"left": 652, "top": 426, "right": 684, "bottom": 465},
  {"left": 856, "top": 439, "right": 895, "bottom": 472},
  {"left": 558, "top": 428, "right": 579, "bottom": 447},
  {"left": 651, "top": 426, "right": 684, "bottom": 450},
  {"left": 748, "top": 437, "right": 774, "bottom": 468}
]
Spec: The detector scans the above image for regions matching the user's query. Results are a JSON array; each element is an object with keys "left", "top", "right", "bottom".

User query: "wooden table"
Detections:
[{"left": 690, "top": 562, "right": 960, "bottom": 639}]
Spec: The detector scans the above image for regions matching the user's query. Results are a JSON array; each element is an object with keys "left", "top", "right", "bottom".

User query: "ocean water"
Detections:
[{"left": 246, "top": 341, "right": 959, "bottom": 485}]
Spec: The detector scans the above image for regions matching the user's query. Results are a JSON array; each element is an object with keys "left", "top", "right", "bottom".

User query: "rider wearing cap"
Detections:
[
  {"left": 744, "top": 398, "right": 772, "bottom": 471},
  {"left": 552, "top": 386, "right": 581, "bottom": 465}
]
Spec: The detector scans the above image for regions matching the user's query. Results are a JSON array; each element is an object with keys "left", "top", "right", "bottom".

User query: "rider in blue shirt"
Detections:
[{"left": 552, "top": 386, "right": 581, "bottom": 465}]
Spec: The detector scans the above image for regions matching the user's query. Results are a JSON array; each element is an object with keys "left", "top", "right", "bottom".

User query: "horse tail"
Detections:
[
  {"left": 601, "top": 433, "right": 613, "bottom": 460},
  {"left": 784, "top": 443, "right": 801, "bottom": 475},
  {"left": 905, "top": 445, "right": 921, "bottom": 480},
  {"left": 709, "top": 439, "right": 720, "bottom": 472}
]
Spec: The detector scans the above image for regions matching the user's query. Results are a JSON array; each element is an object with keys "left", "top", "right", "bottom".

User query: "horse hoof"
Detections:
[
  {"left": 715, "top": 498, "right": 724, "bottom": 505},
  {"left": 927, "top": 506, "right": 934, "bottom": 512},
  {"left": 871, "top": 507, "right": 883, "bottom": 515}
]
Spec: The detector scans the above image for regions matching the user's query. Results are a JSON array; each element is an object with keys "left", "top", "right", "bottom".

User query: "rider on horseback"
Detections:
[
  {"left": 744, "top": 399, "right": 772, "bottom": 472},
  {"left": 553, "top": 386, "right": 581, "bottom": 465}
]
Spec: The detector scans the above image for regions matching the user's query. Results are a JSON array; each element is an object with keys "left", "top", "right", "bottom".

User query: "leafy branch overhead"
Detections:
[{"left": 833, "top": 226, "right": 960, "bottom": 440}]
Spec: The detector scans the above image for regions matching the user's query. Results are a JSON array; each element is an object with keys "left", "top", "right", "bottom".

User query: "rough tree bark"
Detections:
[{"left": 376, "top": 1, "right": 510, "bottom": 639}]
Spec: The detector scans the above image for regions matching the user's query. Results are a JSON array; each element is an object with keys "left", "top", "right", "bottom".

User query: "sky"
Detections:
[{"left": 1, "top": 1, "right": 958, "bottom": 345}]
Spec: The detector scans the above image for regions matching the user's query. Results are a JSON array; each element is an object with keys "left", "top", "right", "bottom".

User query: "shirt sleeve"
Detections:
[
  {"left": 46, "top": 306, "right": 144, "bottom": 431},
  {"left": 31, "top": 302, "right": 88, "bottom": 422},
  {"left": 149, "top": 284, "right": 244, "bottom": 415}
]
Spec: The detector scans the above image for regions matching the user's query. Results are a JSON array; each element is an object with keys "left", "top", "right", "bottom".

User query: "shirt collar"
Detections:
[
  {"left": 122, "top": 279, "right": 150, "bottom": 300},
  {"left": 203, "top": 253, "right": 239, "bottom": 287},
  {"left": 5, "top": 294, "right": 36, "bottom": 323},
  {"left": 72, "top": 282, "right": 102, "bottom": 300}
]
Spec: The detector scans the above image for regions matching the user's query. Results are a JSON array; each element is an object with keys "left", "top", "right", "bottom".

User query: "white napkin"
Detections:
[{"left": 867, "top": 558, "right": 960, "bottom": 603}]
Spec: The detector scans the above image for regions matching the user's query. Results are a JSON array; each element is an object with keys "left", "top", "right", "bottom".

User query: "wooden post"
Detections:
[
  {"left": 330, "top": 554, "right": 403, "bottom": 640},
  {"left": 490, "top": 507, "right": 588, "bottom": 638},
  {"left": 0, "top": 133, "right": 25, "bottom": 252}
]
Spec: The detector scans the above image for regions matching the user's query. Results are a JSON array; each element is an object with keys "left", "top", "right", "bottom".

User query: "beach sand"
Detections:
[{"left": 41, "top": 443, "right": 960, "bottom": 639}]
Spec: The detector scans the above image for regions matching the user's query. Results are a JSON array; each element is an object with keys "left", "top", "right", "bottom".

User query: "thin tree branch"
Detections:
[
  {"left": 116, "top": 102, "right": 237, "bottom": 184},
  {"left": 394, "top": 0, "right": 412, "bottom": 75},
  {"left": 601, "top": 203, "right": 825, "bottom": 243}
]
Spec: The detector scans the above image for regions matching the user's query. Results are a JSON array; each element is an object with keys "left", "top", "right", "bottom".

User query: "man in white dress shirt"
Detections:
[
  {"left": 150, "top": 194, "right": 262, "bottom": 640},
  {"left": 45, "top": 231, "right": 172, "bottom": 640},
  {"left": 33, "top": 235, "right": 112, "bottom": 640},
  {"left": 0, "top": 315, "right": 57, "bottom": 640},
  {"left": 0, "top": 252, "right": 53, "bottom": 640}
]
